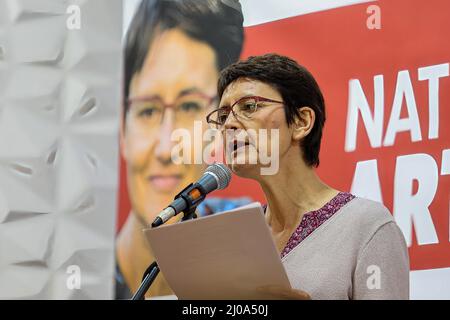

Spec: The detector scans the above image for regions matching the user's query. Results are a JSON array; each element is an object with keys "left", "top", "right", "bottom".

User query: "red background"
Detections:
[{"left": 118, "top": 0, "right": 450, "bottom": 272}]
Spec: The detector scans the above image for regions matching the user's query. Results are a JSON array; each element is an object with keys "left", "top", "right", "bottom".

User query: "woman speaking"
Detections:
[{"left": 206, "top": 54, "right": 409, "bottom": 300}]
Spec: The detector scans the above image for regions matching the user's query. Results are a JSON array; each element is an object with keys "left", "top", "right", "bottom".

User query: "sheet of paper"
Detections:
[{"left": 143, "top": 202, "right": 291, "bottom": 300}]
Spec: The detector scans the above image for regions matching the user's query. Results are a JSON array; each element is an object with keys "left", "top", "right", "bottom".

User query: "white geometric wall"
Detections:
[{"left": 0, "top": 0, "right": 122, "bottom": 299}]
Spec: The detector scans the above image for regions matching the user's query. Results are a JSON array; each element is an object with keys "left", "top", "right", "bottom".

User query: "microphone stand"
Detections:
[{"left": 131, "top": 207, "right": 198, "bottom": 300}]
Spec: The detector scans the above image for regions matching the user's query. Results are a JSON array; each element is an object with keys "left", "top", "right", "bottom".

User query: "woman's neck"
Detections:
[
  {"left": 259, "top": 158, "right": 338, "bottom": 234},
  {"left": 116, "top": 213, "right": 153, "bottom": 293}
]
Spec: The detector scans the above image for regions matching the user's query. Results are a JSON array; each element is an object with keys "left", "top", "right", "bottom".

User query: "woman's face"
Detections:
[
  {"left": 220, "top": 78, "right": 294, "bottom": 179},
  {"left": 122, "top": 28, "right": 219, "bottom": 224}
]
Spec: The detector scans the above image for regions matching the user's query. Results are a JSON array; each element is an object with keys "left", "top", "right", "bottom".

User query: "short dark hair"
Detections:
[
  {"left": 218, "top": 53, "right": 326, "bottom": 167},
  {"left": 123, "top": 0, "right": 244, "bottom": 121}
]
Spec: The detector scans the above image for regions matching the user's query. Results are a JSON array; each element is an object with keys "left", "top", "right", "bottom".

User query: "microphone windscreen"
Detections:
[{"left": 205, "top": 163, "right": 231, "bottom": 190}]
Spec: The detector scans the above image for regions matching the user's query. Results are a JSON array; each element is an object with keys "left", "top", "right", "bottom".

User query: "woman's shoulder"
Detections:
[
  {"left": 335, "top": 196, "right": 406, "bottom": 258},
  {"left": 340, "top": 195, "right": 396, "bottom": 234}
]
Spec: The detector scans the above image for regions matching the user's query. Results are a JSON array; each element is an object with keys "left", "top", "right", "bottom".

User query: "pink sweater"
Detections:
[{"left": 281, "top": 195, "right": 410, "bottom": 299}]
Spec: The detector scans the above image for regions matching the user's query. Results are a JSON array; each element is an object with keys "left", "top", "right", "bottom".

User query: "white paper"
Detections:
[{"left": 143, "top": 202, "right": 291, "bottom": 300}]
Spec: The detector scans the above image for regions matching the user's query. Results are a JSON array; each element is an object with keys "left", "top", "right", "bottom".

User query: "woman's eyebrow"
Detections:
[
  {"left": 231, "top": 94, "right": 256, "bottom": 104},
  {"left": 178, "top": 87, "right": 203, "bottom": 97},
  {"left": 219, "top": 93, "right": 254, "bottom": 108},
  {"left": 128, "top": 94, "right": 161, "bottom": 102}
]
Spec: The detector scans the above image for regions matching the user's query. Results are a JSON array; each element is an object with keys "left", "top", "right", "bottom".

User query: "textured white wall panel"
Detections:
[{"left": 0, "top": 0, "right": 122, "bottom": 299}]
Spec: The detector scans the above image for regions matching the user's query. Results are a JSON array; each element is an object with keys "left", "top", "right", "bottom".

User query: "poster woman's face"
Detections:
[{"left": 122, "top": 28, "right": 219, "bottom": 224}]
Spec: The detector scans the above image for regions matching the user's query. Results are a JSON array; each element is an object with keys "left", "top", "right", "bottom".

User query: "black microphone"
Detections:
[{"left": 151, "top": 163, "right": 232, "bottom": 228}]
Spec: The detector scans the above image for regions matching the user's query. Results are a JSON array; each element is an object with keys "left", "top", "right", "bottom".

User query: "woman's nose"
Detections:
[
  {"left": 223, "top": 111, "right": 241, "bottom": 131},
  {"left": 155, "top": 108, "right": 176, "bottom": 165}
]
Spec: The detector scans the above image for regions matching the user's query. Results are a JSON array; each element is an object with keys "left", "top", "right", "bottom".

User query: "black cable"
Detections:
[
  {"left": 131, "top": 262, "right": 160, "bottom": 300},
  {"left": 131, "top": 207, "right": 197, "bottom": 300}
]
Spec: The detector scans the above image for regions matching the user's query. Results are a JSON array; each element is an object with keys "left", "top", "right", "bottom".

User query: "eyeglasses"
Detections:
[
  {"left": 127, "top": 92, "right": 217, "bottom": 129},
  {"left": 206, "top": 95, "right": 284, "bottom": 129}
]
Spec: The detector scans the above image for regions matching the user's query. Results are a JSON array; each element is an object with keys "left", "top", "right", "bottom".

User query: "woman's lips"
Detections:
[
  {"left": 148, "top": 175, "right": 182, "bottom": 192},
  {"left": 230, "top": 140, "right": 250, "bottom": 156}
]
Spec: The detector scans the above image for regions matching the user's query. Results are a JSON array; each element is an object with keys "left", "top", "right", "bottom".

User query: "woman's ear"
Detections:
[{"left": 292, "top": 106, "right": 315, "bottom": 142}]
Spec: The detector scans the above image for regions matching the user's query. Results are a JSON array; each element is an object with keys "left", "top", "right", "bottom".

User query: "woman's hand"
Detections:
[{"left": 257, "top": 285, "right": 311, "bottom": 300}]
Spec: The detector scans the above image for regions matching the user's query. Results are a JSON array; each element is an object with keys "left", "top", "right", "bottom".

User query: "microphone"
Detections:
[{"left": 151, "top": 163, "right": 232, "bottom": 228}]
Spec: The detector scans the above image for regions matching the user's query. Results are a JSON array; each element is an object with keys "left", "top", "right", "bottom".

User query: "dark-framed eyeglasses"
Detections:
[
  {"left": 126, "top": 92, "right": 217, "bottom": 128},
  {"left": 206, "top": 95, "right": 284, "bottom": 129}
]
